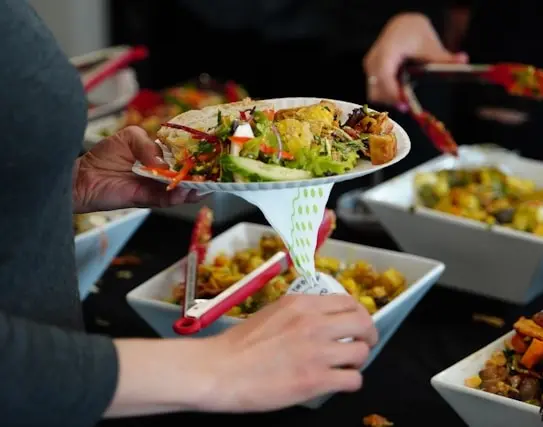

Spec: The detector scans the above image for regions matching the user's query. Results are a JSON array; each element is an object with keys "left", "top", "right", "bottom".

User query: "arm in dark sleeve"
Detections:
[{"left": 0, "top": 311, "right": 119, "bottom": 427}]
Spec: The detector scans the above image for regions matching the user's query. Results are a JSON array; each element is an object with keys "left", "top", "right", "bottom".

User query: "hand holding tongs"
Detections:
[
  {"left": 173, "top": 210, "right": 337, "bottom": 335},
  {"left": 81, "top": 45, "right": 149, "bottom": 93},
  {"left": 400, "top": 61, "right": 543, "bottom": 157}
]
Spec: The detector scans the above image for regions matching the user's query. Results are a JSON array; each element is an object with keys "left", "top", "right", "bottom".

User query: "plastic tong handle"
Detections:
[
  {"left": 172, "top": 211, "right": 335, "bottom": 335},
  {"left": 83, "top": 45, "right": 149, "bottom": 93}
]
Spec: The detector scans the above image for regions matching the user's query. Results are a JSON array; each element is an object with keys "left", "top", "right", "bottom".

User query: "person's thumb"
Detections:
[{"left": 123, "top": 125, "right": 169, "bottom": 169}]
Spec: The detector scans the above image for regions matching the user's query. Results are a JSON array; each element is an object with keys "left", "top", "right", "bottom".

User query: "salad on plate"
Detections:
[{"left": 145, "top": 98, "right": 398, "bottom": 187}]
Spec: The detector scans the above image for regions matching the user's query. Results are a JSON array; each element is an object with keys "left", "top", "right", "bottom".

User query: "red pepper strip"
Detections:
[
  {"left": 318, "top": 209, "right": 337, "bottom": 243},
  {"left": 240, "top": 111, "right": 248, "bottom": 121},
  {"left": 189, "top": 207, "right": 214, "bottom": 265},
  {"left": 224, "top": 81, "right": 241, "bottom": 103},
  {"left": 197, "top": 153, "right": 215, "bottom": 162},
  {"left": 412, "top": 111, "right": 458, "bottom": 157},
  {"left": 230, "top": 136, "right": 252, "bottom": 144},
  {"left": 142, "top": 166, "right": 179, "bottom": 178},
  {"left": 167, "top": 159, "right": 194, "bottom": 191},
  {"left": 128, "top": 89, "right": 164, "bottom": 114},
  {"left": 260, "top": 144, "right": 295, "bottom": 160},
  {"left": 161, "top": 122, "right": 220, "bottom": 143}
]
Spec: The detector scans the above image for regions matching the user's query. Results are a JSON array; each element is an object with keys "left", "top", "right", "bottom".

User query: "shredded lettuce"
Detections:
[
  {"left": 287, "top": 147, "right": 358, "bottom": 177},
  {"left": 252, "top": 111, "right": 272, "bottom": 136},
  {"left": 214, "top": 114, "right": 234, "bottom": 140},
  {"left": 240, "top": 136, "right": 263, "bottom": 159}
]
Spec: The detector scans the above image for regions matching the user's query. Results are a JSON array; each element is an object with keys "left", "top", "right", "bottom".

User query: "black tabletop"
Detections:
[{"left": 88, "top": 196, "right": 543, "bottom": 427}]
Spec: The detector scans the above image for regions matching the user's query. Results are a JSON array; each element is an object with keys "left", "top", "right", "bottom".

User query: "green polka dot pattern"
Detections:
[{"left": 288, "top": 184, "right": 332, "bottom": 277}]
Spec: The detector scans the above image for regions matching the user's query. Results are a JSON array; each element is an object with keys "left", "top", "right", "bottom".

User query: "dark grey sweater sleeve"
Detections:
[{"left": 0, "top": 311, "right": 118, "bottom": 427}]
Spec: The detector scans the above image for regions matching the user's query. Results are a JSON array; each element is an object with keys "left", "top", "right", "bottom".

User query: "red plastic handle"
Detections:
[
  {"left": 172, "top": 316, "right": 202, "bottom": 335},
  {"left": 83, "top": 45, "right": 149, "bottom": 93},
  {"left": 172, "top": 261, "right": 283, "bottom": 335},
  {"left": 197, "top": 262, "right": 283, "bottom": 328},
  {"left": 172, "top": 209, "right": 336, "bottom": 335}
]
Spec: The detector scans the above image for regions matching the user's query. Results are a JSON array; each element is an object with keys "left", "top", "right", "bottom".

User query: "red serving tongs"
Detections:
[
  {"left": 181, "top": 206, "right": 213, "bottom": 318},
  {"left": 82, "top": 45, "right": 149, "bottom": 93},
  {"left": 400, "top": 62, "right": 543, "bottom": 156},
  {"left": 405, "top": 62, "right": 543, "bottom": 99},
  {"left": 400, "top": 70, "right": 459, "bottom": 157},
  {"left": 172, "top": 209, "right": 337, "bottom": 335}
]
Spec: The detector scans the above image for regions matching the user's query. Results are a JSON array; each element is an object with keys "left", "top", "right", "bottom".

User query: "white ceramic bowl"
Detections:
[
  {"left": 71, "top": 46, "right": 140, "bottom": 122},
  {"left": 127, "top": 222, "right": 444, "bottom": 407},
  {"left": 75, "top": 208, "right": 150, "bottom": 299},
  {"left": 432, "top": 330, "right": 542, "bottom": 427},
  {"left": 362, "top": 145, "right": 543, "bottom": 304},
  {"left": 86, "top": 68, "right": 139, "bottom": 122},
  {"left": 84, "top": 114, "right": 121, "bottom": 150}
]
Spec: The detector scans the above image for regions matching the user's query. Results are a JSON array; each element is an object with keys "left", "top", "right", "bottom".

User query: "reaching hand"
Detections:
[
  {"left": 363, "top": 12, "right": 468, "bottom": 106},
  {"left": 73, "top": 126, "right": 202, "bottom": 213},
  {"left": 191, "top": 294, "right": 378, "bottom": 412}
]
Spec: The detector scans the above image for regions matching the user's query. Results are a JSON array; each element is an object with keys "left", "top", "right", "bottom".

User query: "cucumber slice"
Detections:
[{"left": 221, "top": 155, "right": 312, "bottom": 182}]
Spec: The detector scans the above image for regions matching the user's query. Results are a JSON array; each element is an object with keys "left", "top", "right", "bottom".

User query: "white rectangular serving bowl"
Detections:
[
  {"left": 84, "top": 114, "right": 120, "bottom": 150},
  {"left": 86, "top": 68, "right": 139, "bottom": 122},
  {"left": 432, "top": 330, "right": 542, "bottom": 427},
  {"left": 363, "top": 145, "right": 543, "bottom": 304},
  {"left": 127, "top": 222, "right": 444, "bottom": 407},
  {"left": 71, "top": 46, "right": 140, "bottom": 122},
  {"left": 75, "top": 208, "right": 150, "bottom": 299}
]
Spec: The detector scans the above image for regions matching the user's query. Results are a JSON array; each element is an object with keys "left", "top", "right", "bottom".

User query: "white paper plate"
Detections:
[{"left": 131, "top": 97, "right": 411, "bottom": 192}]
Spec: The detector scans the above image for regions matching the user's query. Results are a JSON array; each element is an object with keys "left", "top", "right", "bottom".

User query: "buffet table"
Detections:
[{"left": 88, "top": 188, "right": 543, "bottom": 427}]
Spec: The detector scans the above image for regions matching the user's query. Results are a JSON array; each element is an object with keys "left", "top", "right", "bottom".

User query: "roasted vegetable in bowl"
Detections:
[
  {"left": 168, "top": 233, "right": 407, "bottom": 317},
  {"left": 465, "top": 312, "right": 543, "bottom": 407},
  {"left": 73, "top": 212, "right": 126, "bottom": 235},
  {"left": 98, "top": 77, "right": 248, "bottom": 140},
  {"left": 415, "top": 167, "right": 543, "bottom": 235}
]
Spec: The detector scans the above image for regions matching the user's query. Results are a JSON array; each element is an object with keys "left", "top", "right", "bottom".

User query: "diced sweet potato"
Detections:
[{"left": 369, "top": 134, "right": 397, "bottom": 165}]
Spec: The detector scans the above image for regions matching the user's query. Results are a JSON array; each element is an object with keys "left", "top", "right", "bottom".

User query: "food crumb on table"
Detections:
[
  {"left": 363, "top": 414, "right": 393, "bottom": 426},
  {"left": 472, "top": 313, "right": 505, "bottom": 328},
  {"left": 116, "top": 270, "right": 133, "bottom": 280}
]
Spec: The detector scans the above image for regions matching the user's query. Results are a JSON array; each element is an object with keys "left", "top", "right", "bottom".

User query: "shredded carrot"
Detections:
[
  {"left": 260, "top": 144, "right": 294, "bottom": 160},
  {"left": 167, "top": 160, "right": 194, "bottom": 191},
  {"left": 230, "top": 136, "right": 252, "bottom": 144},
  {"left": 142, "top": 166, "right": 178, "bottom": 178}
]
